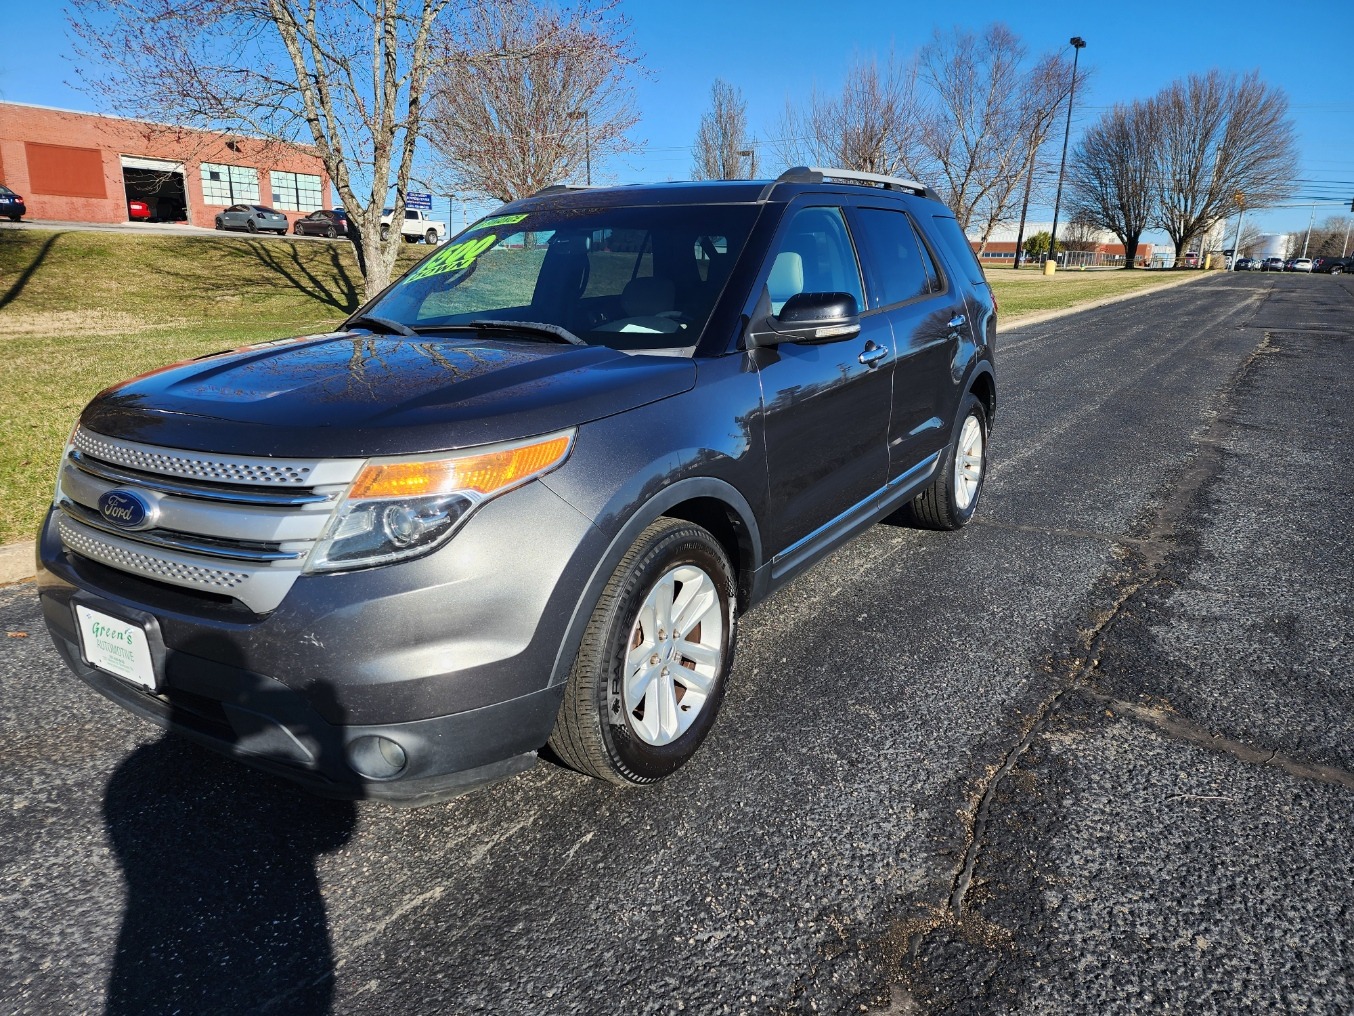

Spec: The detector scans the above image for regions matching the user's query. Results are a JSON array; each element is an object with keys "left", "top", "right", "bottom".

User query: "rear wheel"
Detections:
[
  {"left": 246, "top": 218, "right": 259, "bottom": 233},
  {"left": 908, "top": 394, "right": 988, "bottom": 530},
  {"left": 325, "top": 225, "right": 337, "bottom": 239},
  {"left": 548, "top": 518, "right": 736, "bottom": 785}
]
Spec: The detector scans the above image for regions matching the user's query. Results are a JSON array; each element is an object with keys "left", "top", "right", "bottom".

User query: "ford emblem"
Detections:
[{"left": 97, "top": 489, "right": 156, "bottom": 531}]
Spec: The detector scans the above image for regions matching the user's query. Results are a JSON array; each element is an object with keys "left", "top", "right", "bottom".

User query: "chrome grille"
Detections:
[
  {"left": 57, "top": 428, "right": 364, "bottom": 612},
  {"left": 74, "top": 428, "right": 319, "bottom": 486},
  {"left": 59, "top": 516, "right": 249, "bottom": 591}
]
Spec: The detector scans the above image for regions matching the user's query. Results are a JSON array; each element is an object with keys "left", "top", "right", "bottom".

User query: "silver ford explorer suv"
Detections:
[{"left": 36, "top": 168, "right": 997, "bottom": 805}]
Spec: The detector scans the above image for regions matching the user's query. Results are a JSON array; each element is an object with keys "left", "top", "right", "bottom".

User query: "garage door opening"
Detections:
[{"left": 120, "top": 156, "right": 188, "bottom": 222}]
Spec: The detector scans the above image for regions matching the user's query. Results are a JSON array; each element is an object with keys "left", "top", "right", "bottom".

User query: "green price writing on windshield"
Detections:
[
  {"left": 471, "top": 214, "right": 528, "bottom": 232},
  {"left": 406, "top": 234, "right": 498, "bottom": 283}
]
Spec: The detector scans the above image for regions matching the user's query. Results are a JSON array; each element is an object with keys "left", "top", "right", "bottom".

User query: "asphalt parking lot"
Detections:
[{"left": 1, "top": 271, "right": 1350, "bottom": 1014}]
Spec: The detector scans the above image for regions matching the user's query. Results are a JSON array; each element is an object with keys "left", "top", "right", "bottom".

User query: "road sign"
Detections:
[{"left": 406, "top": 192, "right": 433, "bottom": 210}]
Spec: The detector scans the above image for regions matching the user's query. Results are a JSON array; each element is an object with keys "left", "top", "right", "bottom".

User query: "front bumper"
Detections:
[{"left": 36, "top": 479, "right": 604, "bottom": 804}]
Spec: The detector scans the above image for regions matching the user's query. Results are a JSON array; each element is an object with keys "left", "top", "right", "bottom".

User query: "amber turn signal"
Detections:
[{"left": 348, "top": 434, "right": 573, "bottom": 500}]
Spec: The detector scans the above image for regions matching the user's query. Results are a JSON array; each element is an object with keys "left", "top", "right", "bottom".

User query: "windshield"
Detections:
[{"left": 366, "top": 203, "right": 760, "bottom": 352}]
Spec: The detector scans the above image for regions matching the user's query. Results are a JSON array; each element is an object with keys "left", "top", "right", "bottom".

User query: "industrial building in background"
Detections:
[{"left": 0, "top": 101, "right": 330, "bottom": 230}]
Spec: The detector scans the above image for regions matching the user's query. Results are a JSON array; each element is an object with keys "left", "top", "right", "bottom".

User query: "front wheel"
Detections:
[
  {"left": 214, "top": 218, "right": 224, "bottom": 230},
  {"left": 424, "top": 228, "right": 438, "bottom": 245},
  {"left": 379, "top": 225, "right": 390, "bottom": 242},
  {"left": 548, "top": 518, "right": 736, "bottom": 785},
  {"left": 908, "top": 394, "right": 988, "bottom": 530}
]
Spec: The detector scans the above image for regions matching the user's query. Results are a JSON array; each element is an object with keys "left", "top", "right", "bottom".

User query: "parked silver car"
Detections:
[{"left": 214, "top": 203, "right": 289, "bottom": 235}]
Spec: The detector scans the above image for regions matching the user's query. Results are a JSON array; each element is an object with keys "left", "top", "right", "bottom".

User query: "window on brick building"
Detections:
[
  {"left": 270, "top": 171, "right": 322, "bottom": 212},
  {"left": 200, "top": 163, "right": 259, "bottom": 205}
]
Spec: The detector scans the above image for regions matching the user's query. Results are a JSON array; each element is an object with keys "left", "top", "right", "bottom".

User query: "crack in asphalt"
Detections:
[
  {"left": 884, "top": 311, "right": 1303, "bottom": 1007},
  {"left": 1079, "top": 690, "right": 1354, "bottom": 792}
]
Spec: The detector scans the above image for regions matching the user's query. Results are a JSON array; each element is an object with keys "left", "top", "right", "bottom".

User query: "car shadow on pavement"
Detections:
[{"left": 101, "top": 668, "right": 356, "bottom": 1015}]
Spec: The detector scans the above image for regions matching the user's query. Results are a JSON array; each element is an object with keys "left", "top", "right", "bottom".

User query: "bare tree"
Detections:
[
  {"left": 914, "top": 24, "right": 1033, "bottom": 233},
  {"left": 1150, "top": 70, "right": 1297, "bottom": 259},
  {"left": 1068, "top": 99, "right": 1157, "bottom": 269},
  {"left": 425, "top": 0, "right": 639, "bottom": 202},
  {"left": 691, "top": 79, "right": 751, "bottom": 180},
  {"left": 1058, "top": 212, "right": 1102, "bottom": 253},
  {"left": 69, "top": 0, "right": 457, "bottom": 299},
  {"left": 969, "top": 48, "right": 1072, "bottom": 258},
  {"left": 771, "top": 52, "right": 923, "bottom": 177},
  {"left": 1297, "top": 215, "right": 1354, "bottom": 258}
]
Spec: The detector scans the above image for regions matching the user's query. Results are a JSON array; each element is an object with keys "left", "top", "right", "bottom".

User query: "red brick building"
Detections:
[{"left": 0, "top": 101, "right": 331, "bottom": 230}]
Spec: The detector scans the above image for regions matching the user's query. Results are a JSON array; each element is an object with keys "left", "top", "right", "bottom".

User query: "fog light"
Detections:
[{"left": 346, "top": 735, "right": 408, "bottom": 780}]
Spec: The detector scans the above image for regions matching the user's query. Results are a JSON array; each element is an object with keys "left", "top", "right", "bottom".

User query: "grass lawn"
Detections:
[
  {"left": 0, "top": 228, "right": 423, "bottom": 544},
  {"left": 0, "top": 227, "right": 1207, "bottom": 545},
  {"left": 988, "top": 266, "right": 1200, "bottom": 319}
]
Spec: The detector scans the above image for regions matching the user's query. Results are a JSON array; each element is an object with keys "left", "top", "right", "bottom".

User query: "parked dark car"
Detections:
[
  {"left": 1261, "top": 257, "right": 1285, "bottom": 272},
  {"left": 1232, "top": 257, "right": 1255, "bottom": 271},
  {"left": 214, "top": 203, "right": 289, "bottom": 235},
  {"left": 0, "top": 184, "right": 26, "bottom": 221},
  {"left": 1311, "top": 256, "right": 1348, "bottom": 275},
  {"left": 293, "top": 208, "right": 350, "bottom": 239},
  {"left": 37, "top": 168, "right": 997, "bottom": 805}
]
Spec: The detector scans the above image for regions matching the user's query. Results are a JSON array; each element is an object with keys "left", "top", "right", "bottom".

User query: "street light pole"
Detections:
[
  {"left": 1044, "top": 35, "right": 1086, "bottom": 277},
  {"left": 569, "top": 108, "right": 592, "bottom": 185},
  {"left": 738, "top": 148, "right": 757, "bottom": 179}
]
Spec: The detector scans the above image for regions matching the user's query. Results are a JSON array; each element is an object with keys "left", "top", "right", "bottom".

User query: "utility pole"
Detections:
[
  {"left": 1011, "top": 149, "right": 1037, "bottom": 270},
  {"left": 1044, "top": 35, "right": 1086, "bottom": 276},
  {"left": 1229, "top": 192, "right": 1246, "bottom": 271},
  {"left": 1301, "top": 204, "right": 1315, "bottom": 258}
]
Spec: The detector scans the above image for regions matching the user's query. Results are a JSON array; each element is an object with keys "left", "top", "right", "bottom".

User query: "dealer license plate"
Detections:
[{"left": 75, "top": 605, "right": 157, "bottom": 691}]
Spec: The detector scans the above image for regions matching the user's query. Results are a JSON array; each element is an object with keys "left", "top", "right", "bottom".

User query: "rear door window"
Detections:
[{"left": 851, "top": 208, "right": 930, "bottom": 309}]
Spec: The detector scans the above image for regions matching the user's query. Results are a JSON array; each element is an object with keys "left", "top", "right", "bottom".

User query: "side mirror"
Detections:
[{"left": 746, "top": 291, "right": 861, "bottom": 348}]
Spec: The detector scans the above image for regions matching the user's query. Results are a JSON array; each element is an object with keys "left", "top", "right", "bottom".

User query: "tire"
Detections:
[
  {"left": 403, "top": 233, "right": 416, "bottom": 244},
  {"left": 215, "top": 218, "right": 224, "bottom": 230},
  {"left": 246, "top": 218, "right": 259, "bottom": 233},
  {"left": 8, "top": 215, "right": 19, "bottom": 223},
  {"left": 908, "top": 393, "right": 988, "bottom": 531},
  {"left": 380, "top": 225, "right": 390, "bottom": 242},
  {"left": 1332, "top": 266, "right": 1344, "bottom": 275},
  {"left": 548, "top": 518, "right": 737, "bottom": 786},
  {"left": 325, "top": 225, "right": 337, "bottom": 239},
  {"left": 424, "top": 228, "right": 438, "bottom": 245}
]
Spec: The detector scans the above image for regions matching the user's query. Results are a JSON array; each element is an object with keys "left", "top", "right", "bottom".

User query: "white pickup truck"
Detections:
[{"left": 380, "top": 208, "right": 446, "bottom": 244}]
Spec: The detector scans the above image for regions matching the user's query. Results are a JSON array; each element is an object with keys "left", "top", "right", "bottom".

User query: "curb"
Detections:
[
  {"left": 0, "top": 541, "right": 36, "bottom": 587},
  {"left": 0, "top": 271, "right": 1225, "bottom": 588},
  {"left": 1000, "top": 269, "right": 1216, "bottom": 330}
]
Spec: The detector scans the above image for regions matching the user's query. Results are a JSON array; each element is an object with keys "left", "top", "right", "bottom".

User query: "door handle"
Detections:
[
  {"left": 947, "top": 314, "right": 967, "bottom": 331},
  {"left": 858, "top": 341, "right": 888, "bottom": 368}
]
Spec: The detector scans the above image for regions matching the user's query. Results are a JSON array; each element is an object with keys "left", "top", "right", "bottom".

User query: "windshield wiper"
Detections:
[
  {"left": 466, "top": 319, "right": 588, "bottom": 346},
  {"left": 347, "top": 314, "right": 416, "bottom": 337}
]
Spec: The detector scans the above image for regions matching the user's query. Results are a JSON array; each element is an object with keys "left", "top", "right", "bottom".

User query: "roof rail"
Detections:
[
  {"left": 532, "top": 182, "right": 601, "bottom": 197},
  {"left": 759, "top": 166, "right": 932, "bottom": 201}
]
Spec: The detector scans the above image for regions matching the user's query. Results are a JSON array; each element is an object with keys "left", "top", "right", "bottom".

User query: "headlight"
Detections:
[{"left": 304, "top": 429, "right": 574, "bottom": 573}]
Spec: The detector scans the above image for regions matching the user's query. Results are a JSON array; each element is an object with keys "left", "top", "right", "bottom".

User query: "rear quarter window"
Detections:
[{"left": 929, "top": 215, "right": 988, "bottom": 287}]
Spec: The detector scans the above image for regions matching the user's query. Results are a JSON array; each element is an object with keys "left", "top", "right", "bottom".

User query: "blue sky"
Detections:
[{"left": 2, "top": 2, "right": 1349, "bottom": 242}]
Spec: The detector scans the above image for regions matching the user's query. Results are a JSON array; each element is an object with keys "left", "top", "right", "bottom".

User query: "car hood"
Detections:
[{"left": 80, "top": 330, "right": 697, "bottom": 458}]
